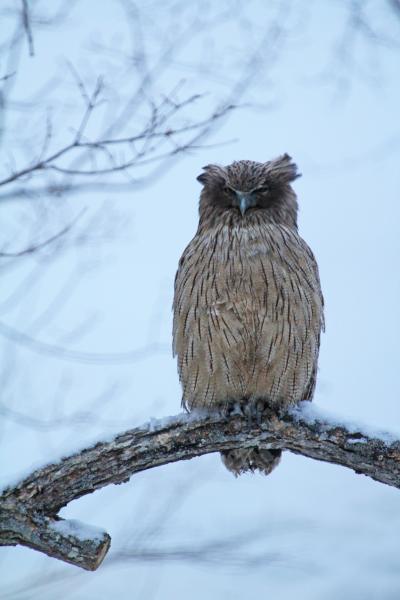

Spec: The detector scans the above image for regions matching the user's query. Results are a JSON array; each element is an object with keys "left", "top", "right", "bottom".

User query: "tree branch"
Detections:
[
  {"left": 1, "top": 403, "right": 399, "bottom": 570},
  {"left": 0, "top": 86, "right": 233, "bottom": 190},
  {"left": 0, "top": 504, "right": 110, "bottom": 571},
  {"left": 21, "top": 0, "right": 35, "bottom": 57},
  {"left": 0, "top": 208, "right": 86, "bottom": 257}
]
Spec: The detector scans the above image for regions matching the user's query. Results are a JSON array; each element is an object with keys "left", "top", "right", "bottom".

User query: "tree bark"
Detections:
[{"left": 1, "top": 403, "right": 399, "bottom": 570}]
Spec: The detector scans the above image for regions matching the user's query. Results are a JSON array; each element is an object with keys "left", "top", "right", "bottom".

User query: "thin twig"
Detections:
[
  {"left": 21, "top": 0, "right": 35, "bottom": 57},
  {"left": 0, "top": 208, "right": 86, "bottom": 257}
]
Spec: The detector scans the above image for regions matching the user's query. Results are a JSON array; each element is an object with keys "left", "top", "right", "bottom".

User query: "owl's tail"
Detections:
[{"left": 220, "top": 448, "right": 281, "bottom": 476}]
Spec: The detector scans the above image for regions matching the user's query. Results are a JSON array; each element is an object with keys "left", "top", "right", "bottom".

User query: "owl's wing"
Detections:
[{"left": 248, "top": 224, "right": 324, "bottom": 403}]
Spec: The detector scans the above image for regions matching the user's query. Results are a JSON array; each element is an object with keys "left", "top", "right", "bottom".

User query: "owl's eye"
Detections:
[
  {"left": 255, "top": 184, "right": 269, "bottom": 193},
  {"left": 223, "top": 184, "right": 235, "bottom": 196}
]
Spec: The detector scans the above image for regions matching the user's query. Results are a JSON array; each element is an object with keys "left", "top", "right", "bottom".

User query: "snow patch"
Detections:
[
  {"left": 50, "top": 519, "right": 106, "bottom": 542},
  {"left": 146, "top": 409, "right": 213, "bottom": 432},
  {"left": 146, "top": 412, "right": 187, "bottom": 432},
  {"left": 291, "top": 402, "right": 399, "bottom": 445}
]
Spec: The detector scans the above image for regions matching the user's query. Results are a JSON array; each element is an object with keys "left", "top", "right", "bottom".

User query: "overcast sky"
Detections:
[{"left": 1, "top": 2, "right": 400, "bottom": 599}]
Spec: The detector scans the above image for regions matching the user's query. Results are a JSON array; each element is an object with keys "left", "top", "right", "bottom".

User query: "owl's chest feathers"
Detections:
[
  {"left": 188, "top": 223, "right": 287, "bottom": 300},
  {"left": 177, "top": 220, "right": 319, "bottom": 333}
]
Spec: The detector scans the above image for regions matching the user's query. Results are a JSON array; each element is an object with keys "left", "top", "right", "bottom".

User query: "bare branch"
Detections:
[
  {"left": 0, "top": 90, "right": 233, "bottom": 190},
  {"left": 1, "top": 404, "right": 399, "bottom": 570},
  {"left": 389, "top": 0, "right": 400, "bottom": 15},
  {"left": 0, "top": 320, "right": 169, "bottom": 363},
  {"left": 0, "top": 504, "right": 110, "bottom": 571},
  {"left": 0, "top": 208, "right": 86, "bottom": 257},
  {"left": 21, "top": 0, "right": 34, "bottom": 57},
  {"left": 0, "top": 71, "right": 16, "bottom": 83}
]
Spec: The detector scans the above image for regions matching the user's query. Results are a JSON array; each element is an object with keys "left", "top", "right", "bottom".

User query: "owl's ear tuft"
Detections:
[
  {"left": 197, "top": 164, "right": 226, "bottom": 186},
  {"left": 267, "top": 154, "right": 301, "bottom": 184},
  {"left": 196, "top": 171, "right": 208, "bottom": 185}
]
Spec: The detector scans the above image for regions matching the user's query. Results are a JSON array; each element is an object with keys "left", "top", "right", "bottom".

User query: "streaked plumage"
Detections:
[{"left": 173, "top": 155, "right": 324, "bottom": 475}]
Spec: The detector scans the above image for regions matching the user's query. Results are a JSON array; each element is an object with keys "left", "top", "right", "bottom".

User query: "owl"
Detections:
[{"left": 173, "top": 155, "right": 324, "bottom": 475}]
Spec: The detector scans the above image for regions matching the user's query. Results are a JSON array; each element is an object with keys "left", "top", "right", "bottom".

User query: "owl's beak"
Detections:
[{"left": 236, "top": 192, "right": 256, "bottom": 216}]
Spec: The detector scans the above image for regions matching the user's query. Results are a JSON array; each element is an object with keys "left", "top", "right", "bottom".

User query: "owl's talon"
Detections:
[
  {"left": 256, "top": 401, "right": 263, "bottom": 427},
  {"left": 246, "top": 406, "right": 253, "bottom": 429},
  {"left": 223, "top": 400, "right": 244, "bottom": 419},
  {"left": 242, "top": 397, "right": 270, "bottom": 429},
  {"left": 242, "top": 399, "right": 257, "bottom": 429}
]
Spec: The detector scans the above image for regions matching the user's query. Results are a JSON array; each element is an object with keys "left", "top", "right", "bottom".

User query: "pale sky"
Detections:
[{"left": 1, "top": 2, "right": 400, "bottom": 598}]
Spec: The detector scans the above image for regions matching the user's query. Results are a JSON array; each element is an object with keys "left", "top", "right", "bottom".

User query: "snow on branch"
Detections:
[{"left": 1, "top": 403, "right": 399, "bottom": 571}]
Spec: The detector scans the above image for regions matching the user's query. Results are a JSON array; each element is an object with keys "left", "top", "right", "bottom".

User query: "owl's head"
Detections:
[{"left": 197, "top": 154, "right": 300, "bottom": 228}]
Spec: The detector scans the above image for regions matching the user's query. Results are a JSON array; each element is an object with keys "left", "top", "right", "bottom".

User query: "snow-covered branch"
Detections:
[{"left": 1, "top": 403, "right": 399, "bottom": 571}]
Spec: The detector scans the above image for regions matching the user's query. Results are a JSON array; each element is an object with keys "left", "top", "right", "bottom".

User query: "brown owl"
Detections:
[{"left": 173, "top": 155, "right": 324, "bottom": 476}]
